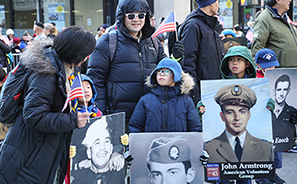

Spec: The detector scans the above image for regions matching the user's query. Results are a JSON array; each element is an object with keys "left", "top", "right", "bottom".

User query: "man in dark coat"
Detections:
[
  {"left": 87, "top": 0, "right": 184, "bottom": 131},
  {"left": 180, "top": 0, "right": 225, "bottom": 105},
  {"left": 0, "top": 27, "right": 95, "bottom": 184}
]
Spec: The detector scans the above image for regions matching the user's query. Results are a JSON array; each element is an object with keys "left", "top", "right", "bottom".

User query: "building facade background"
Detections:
[{"left": 0, "top": 0, "right": 296, "bottom": 38}]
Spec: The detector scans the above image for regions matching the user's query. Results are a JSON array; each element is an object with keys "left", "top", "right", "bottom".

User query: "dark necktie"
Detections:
[{"left": 235, "top": 137, "right": 243, "bottom": 161}]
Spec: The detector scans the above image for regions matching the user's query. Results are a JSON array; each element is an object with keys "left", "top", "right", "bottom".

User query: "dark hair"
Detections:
[
  {"left": 274, "top": 74, "right": 291, "bottom": 89},
  {"left": 53, "top": 26, "right": 96, "bottom": 66},
  {"left": 266, "top": 0, "right": 277, "bottom": 7},
  {"left": 147, "top": 160, "right": 192, "bottom": 174}
]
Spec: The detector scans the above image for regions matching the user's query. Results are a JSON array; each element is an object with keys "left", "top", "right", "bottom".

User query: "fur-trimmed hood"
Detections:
[
  {"left": 20, "top": 40, "right": 58, "bottom": 76},
  {"left": 146, "top": 71, "right": 195, "bottom": 95}
]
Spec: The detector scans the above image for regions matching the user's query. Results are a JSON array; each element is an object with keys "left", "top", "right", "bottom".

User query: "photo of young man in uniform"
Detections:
[
  {"left": 71, "top": 114, "right": 125, "bottom": 184},
  {"left": 204, "top": 84, "right": 273, "bottom": 163},
  {"left": 129, "top": 133, "right": 203, "bottom": 184},
  {"left": 265, "top": 69, "right": 297, "bottom": 152}
]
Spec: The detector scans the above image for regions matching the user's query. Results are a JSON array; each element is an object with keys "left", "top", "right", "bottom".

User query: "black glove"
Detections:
[
  {"left": 171, "top": 41, "right": 184, "bottom": 60},
  {"left": 290, "top": 111, "right": 297, "bottom": 124},
  {"left": 200, "top": 150, "right": 209, "bottom": 167},
  {"left": 124, "top": 151, "right": 134, "bottom": 169}
]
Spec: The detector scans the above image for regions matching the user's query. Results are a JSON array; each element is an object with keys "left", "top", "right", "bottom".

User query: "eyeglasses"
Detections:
[
  {"left": 126, "top": 13, "right": 146, "bottom": 20},
  {"left": 156, "top": 69, "right": 172, "bottom": 76}
]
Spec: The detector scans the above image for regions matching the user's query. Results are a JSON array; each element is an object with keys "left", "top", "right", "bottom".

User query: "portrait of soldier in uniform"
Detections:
[
  {"left": 265, "top": 71, "right": 297, "bottom": 151},
  {"left": 71, "top": 115, "right": 125, "bottom": 184},
  {"left": 204, "top": 84, "right": 273, "bottom": 163},
  {"left": 129, "top": 133, "right": 204, "bottom": 184},
  {"left": 147, "top": 137, "right": 196, "bottom": 184}
]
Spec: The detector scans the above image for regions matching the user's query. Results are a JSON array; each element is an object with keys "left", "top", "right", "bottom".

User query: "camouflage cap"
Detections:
[
  {"left": 147, "top": 137, "right": 191, "bottom": 164},
  {"left": 214, "top": 84, "right": 257, "bottom": 109}
]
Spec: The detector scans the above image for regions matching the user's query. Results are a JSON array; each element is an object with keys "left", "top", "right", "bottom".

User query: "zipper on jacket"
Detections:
[
  {"left": 164, "top": 88, "right": 168, "bottom": 132},
  {"left": 139, "top": 52, "right": 144, "bottom": 95}
]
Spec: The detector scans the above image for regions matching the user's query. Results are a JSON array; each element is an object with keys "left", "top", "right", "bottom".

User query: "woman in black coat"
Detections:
[
  {"left": 0, "top": 38, "right": 11, "bottom": 67},
  {"left": 0, "top": 26, "right": 96, "bottom": 184}
]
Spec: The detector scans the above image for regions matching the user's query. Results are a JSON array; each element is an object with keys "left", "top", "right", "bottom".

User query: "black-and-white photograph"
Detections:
[
  {"left": 129, "top": 132, "right": 204, "bottom": 184},
  {"left": 70, "top": 112, "right": 125, "bottom": 184},
  {"left": 266, "top": 69, "right": 297, "bottom": 152}
]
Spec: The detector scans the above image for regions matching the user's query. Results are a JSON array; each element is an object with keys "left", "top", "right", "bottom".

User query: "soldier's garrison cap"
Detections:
[{"left": 147, "top": 137, "right": 191, "bottom": 163}]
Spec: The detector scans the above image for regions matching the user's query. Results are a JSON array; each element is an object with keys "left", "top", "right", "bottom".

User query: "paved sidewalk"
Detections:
[{"left": 276, "top": 152, "right": 297, "bottom": 184}]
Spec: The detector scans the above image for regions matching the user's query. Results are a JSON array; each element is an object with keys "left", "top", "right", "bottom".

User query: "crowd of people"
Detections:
[{"left": 0, "top": 0, "right": 296, "bottom": 183}]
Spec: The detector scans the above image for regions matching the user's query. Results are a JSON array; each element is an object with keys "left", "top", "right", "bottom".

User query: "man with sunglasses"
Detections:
[{"left": 87, "top": 0, "right": 184, "bottom": 132}]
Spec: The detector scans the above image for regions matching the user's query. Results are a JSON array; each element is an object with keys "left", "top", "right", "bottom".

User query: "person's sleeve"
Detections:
[
  {"left": 180, "top": 22, "right": 201, "bottom": 104},
  {"left": 87, "top": 34, "right": 110, "bottom": 114},
  {"left": 186, "top": 96, "right": 202, "bottom": 132},
  {"left": 0, "top": 40, "right": 11, "bottom": 53},
  {"left": 128, "top": 98, "right": 146, "bottom": 133},
  {"left": 251, "top": 18, "right": 270, "bottom": 58},
  {"left": 180, "top": 22, "right": 200, "bottom": 83},
  {"left": 23, "top": 74, "right": 78, "bottom": 133}
]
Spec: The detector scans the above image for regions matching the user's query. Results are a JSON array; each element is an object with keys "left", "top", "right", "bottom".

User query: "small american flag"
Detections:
[
  {"left": 62, "top": 75, "right": 84, "bottom": 112},
  {"left": 151, "top": 11, "right": 176, "bottom": 39}
]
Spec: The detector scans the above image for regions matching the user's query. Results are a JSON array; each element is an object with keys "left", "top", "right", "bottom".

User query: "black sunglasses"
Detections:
[{"left": 126, "top": 13, "right": 146, "bottom": 20}]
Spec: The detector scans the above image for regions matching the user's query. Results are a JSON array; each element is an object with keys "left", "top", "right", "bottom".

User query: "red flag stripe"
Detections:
[{"left": 151, "top": 23, "right": 176, "bottom": 38}]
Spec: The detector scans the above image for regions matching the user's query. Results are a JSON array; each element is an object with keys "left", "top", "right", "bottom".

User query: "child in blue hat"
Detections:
[
  {"left": 255, "top": 48, "right": 279, "bottom": 78},
  {"left": 129, "top": 58, "right": 202, "bottom": 133}
]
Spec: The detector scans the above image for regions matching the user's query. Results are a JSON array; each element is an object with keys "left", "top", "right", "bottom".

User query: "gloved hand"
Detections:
[
  {"left": 121, "top": 134, "right": 129, "bottom": 146},
  {"left": 70, "top": 145, "right": 76, "bottom": 158},
  {"left": 200, "top": 150, "right": 209, "bottom": 167},
  {"left": 171, "top": 41, "right": 184, "bottom": 60},
  {"left": 124, "top": 151, "right": 134, "bottom": 169},
  {"left": 290, "top": 111, "right": 297, "bottom": 124}
]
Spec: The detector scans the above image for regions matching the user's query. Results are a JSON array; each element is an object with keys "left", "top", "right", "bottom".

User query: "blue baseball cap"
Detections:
[{"left": 255, "top": 48, "right": 279, "bottom": 69}]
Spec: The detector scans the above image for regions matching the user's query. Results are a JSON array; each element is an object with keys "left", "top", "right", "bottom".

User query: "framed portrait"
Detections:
[
  {"left": 201, "top": 78, "right": 274, "bottom": 181},
  {"left": 129, "top": 132, "right": 204, "bottom": 184},
  {"left": 70, "top": 112, "right": 125, "bottom": 184},
  {"left": 266, "top": 69, "right": 297, "bottom": 152}
]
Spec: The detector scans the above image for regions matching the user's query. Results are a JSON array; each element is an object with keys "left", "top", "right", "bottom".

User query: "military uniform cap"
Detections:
[
  {"left": 147, "top": 137, "right": 191, "bottom": 164},
  {"left": 82, "top": 116, "right": 108, "bottom": 148},
  {"left": 214, "top": 84, "right": 257, "bottom": 108}
]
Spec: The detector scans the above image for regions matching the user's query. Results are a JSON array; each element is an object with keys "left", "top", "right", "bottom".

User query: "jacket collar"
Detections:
[{"left": 266, "top": 6, "right": 289, "bottom": 26}]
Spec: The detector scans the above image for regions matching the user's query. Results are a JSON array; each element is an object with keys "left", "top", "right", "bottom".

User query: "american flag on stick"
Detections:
[
  {"left": 151, "top": 11, "right": 176, "bottom": 39},
  {"left": 62, "top": 75, "right": 84, "bottom": 112}
]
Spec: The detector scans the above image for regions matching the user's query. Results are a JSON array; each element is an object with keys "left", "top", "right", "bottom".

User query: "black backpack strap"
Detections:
[
  {"left": 109, "top": 30, "right": 117, "bottom": 62},
  {"left": 152, "top": 37, "right": 159, "bottom": 55}
]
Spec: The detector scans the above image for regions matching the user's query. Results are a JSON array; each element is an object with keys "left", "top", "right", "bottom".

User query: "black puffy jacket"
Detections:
[
  {"left": 87, "top": 0, "right": 167, "bottom": 122},
  {"left": 0, "top": 39, "right": 10, "bottom": 67},
  {"left": 180, "top": 8, "right": 225, "bottom": 105},
  {"left": 0, "top": 41, "right": 78, "bottom": 184}
]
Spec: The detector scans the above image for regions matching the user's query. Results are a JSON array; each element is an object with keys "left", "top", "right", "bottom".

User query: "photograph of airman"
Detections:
[
  {"left": 129, "top": 132, "right": 203, "bottom": 184},
  {"left": 201, "top": 78, "right": 274, "bottom": 163}
]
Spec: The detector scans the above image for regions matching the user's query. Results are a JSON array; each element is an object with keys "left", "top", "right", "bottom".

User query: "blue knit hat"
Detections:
[
  {"left": 222, "top": 29, "right": 237, "bottom": 38},
  {"left": 255, "top": 48, "right": 279, "bottom": 69},
  {"left": 150, "top": 58, "right": 182, "bottom": 85},
  {"left": 196, "top": 0, "right": 217, "bottom": 8}
]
